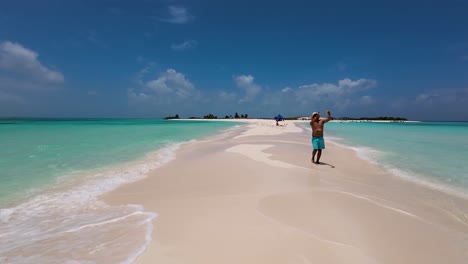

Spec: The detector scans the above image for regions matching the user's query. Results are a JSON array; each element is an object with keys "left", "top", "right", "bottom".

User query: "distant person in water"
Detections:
[{"left": 310, "top": 110, "right": 332, "bottom": 164}]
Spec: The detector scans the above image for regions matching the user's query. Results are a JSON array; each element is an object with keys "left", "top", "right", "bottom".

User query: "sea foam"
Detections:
[{"left": 0, "top": 142, "right": 182, "bottom": 264}]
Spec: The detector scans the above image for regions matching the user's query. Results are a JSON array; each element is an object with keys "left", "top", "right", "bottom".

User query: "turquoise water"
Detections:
[
  {"left": 321, "top": 122, "right": 468, "bottom": 193},
  {"left": 0, "top": 119, "right": 241, "bottom": 264},
  {"left": 0, "top": 119, "right": 239, "bottom": 205}
]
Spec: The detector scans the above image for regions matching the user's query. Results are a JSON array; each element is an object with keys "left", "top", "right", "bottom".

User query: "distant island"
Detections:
[
  {"left": 165, "top": 114, "right": 407, "bottom": 121},
  {"left": 165, "top": 112, "right": 249, "bottom": 120},
  {"left": 163, "top": 114, "right": 180, "bottom": 120}
]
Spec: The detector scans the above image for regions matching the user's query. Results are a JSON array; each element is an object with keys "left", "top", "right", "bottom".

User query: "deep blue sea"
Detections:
[{"left": 0, "top": 119, "right": 240, "bottom": 263}]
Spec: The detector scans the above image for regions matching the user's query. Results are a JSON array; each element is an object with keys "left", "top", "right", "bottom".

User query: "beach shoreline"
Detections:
[
  {"left": 103, "top": 119, "right": 468, "bottom": 264},
  {"left": 0, "top": 119, "right": 243, "bottom": 264}
]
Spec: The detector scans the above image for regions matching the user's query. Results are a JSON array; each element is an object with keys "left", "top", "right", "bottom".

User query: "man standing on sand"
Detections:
[{"left": 310, "top": 110, "right": 332, "bottom": 164}]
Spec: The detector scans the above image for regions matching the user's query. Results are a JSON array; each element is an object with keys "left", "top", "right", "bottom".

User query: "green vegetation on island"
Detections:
[
  {"left": 204, "top": 112, "right": 249, "bottom": 119},
  {"left": 164, "top": 114, "right": 180, "bottom": 120},
  {"left": 164, "top": 112, "right": 249, "bottom": 120},
  {"left": 203, "top": 114, "right": 218, "bottom": 119}
]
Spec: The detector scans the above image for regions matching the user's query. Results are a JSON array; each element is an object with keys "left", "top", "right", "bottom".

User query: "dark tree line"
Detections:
[
  {"left": 230, "top": 112, "right": 248, "bottom": 119},
  {"left": 204, "top": 112, "right": 249, "bottom": 119},
  {"left": 164, "top": 112, "right": 249, "bottom": 120},
  {"left": 203, "top": 114, "right": 218, "bottom": 119},
  {"left": 164, "top": 114, "right": 180, "bottom": 120},
  {"left": 340, "top": 116, "right": 407, "bottom": 121}
]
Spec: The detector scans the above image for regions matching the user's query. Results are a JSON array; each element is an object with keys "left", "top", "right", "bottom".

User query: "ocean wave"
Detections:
[{"left": 0, "top": 142, "right": 183, "bottom": 264}]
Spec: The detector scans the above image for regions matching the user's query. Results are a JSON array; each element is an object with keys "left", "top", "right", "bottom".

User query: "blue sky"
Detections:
[{"left": 1, "top": 0, "right": 468, "bottom": 120}]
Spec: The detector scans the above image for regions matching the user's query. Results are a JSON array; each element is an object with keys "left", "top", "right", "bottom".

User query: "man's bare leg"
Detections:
[
  {"left": 312, "top": 149, "right": 317, "bottom": 163},
  {"left": 316, "top": 150, "right": 322, "bottom": 164}
]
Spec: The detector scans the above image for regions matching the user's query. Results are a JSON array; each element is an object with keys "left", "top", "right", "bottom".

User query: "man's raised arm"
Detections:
[{"left": 323, "top": 110, "right": 332, "bottom": 123}]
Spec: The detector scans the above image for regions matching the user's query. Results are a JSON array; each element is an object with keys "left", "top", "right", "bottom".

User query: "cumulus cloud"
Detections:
[
  {"left": 278, "top": 78, "right": 377, "bottom": 112},
  {"left": 338, "top": 78, "right": 377, "bottom": 91},
  {"left": 145, "top": 69, "right": 194, "bottom": 98},
  {"left": 234, "top": 74, "right": 262, "bottom": 103},
  {"left": 128, "top": 68, "right": 208, "bottom": 117},
  {"left": 171, "top": 40, "right": 197, "bottom": 51},
  {"left": 0, "top": 41, "right": 64, "bottom": 84},
  {"left": 160, "top": 6, "right": 193, "bottom": 24},
  {"left": 128, "top": 70, "right": 380, "bottom": 118},
  {"left": 295, "top": 78, "right": 376, "bottom": 98}
]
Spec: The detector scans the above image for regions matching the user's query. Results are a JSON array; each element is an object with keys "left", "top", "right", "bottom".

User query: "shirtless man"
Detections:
[{"left": 310, "top": 110, "right": 332, "bottom": 164}]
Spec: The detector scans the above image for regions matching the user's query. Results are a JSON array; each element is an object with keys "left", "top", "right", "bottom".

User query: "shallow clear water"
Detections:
[
  {"left": 0, "top": 118, "right": 238, "bottom": 205},
  {"left": 315, "top": 121, "right": 468, "bottom": 193},
  {"left": 0, "top": 118, "right": 240, "bottom": 263}
]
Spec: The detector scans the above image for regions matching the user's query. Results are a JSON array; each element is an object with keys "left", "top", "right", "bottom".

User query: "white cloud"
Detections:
[
  {"left": 135, "top": 61, "right": 155, "bottom": 85},
  {"left": 296, "top": 78, "right": 376, "bottom": 98},
  {"left": 128, "top": 88, "right": 150, "bottom": 103},
  {"left": 160, "top": 6, "right": 193, "bottom": 24},
  {"left": 234, "top": 74, "right": 262, "bottom": 103},
  {"left": 0, "top": 41, "right": 64, "bottom": 84},
  {"left": 338, "top": 78, "right": 376, "bottom": 91},
  {"left": 145, "top": 69, "right": 194, "bottom": 98},
  {"left": 128, "top": 71, "right": 380, "bottom": 118},
  {"left": 281, "top": 87, "right": 293, "bottom": 93},
  {"left": 279, "top": 78, "right": 377, "bottom": 112},
  {"left": 297, "top": 83, "right": 340, "bottom": 96},
  {"left": 171, "top": 40, "right": 197, "bottom": 51},
  {"left": 128, "top": 68, "right": 206, "bottom": 117}
]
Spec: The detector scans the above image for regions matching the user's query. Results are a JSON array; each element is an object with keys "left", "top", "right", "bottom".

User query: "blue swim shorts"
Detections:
[{"left": 312, "top": 136, "right": 325, "bottom": 150}]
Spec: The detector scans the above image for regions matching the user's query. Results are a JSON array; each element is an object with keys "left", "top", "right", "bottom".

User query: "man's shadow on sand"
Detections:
[{"left": 314, "top": 162, "right": 335, "bottom": 168}]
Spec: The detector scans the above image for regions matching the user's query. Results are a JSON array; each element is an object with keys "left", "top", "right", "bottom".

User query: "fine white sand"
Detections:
[{"left": 103, "top": 119, "right": 468, "bottom": 264}]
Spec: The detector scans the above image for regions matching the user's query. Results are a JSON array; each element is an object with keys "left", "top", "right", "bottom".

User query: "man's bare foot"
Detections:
[{"left": 315, "top": 161, "right": 321, "bottom": 164}]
